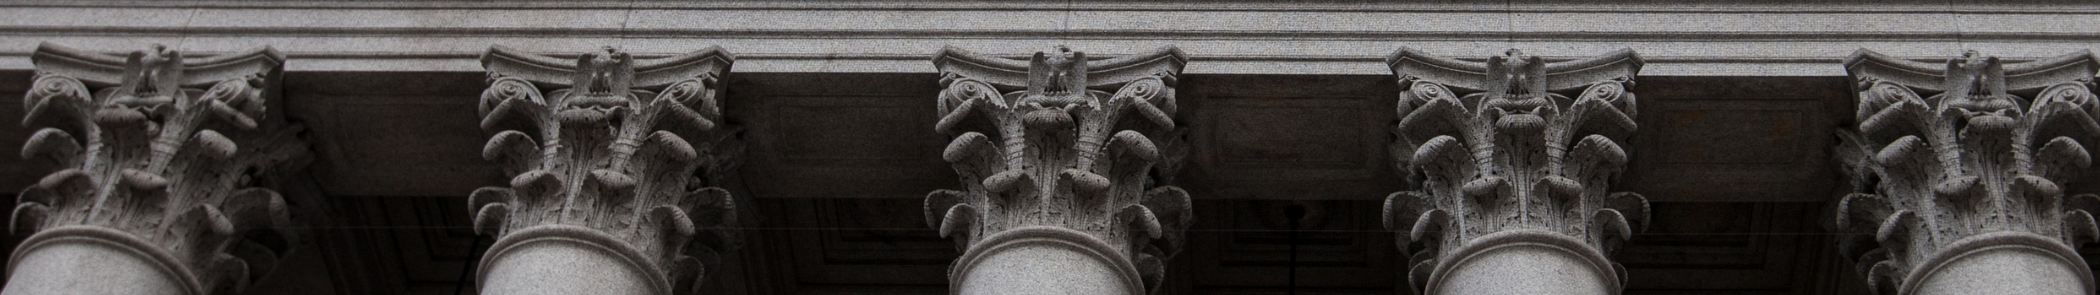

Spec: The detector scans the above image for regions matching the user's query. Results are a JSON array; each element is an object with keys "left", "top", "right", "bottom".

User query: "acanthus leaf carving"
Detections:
[
  {"left": 928, "top": 45, "right": 1190, "bottom": 294},
  {"left": 12, "top": 42, "right": 308, "bottom": 295},
  {"left": 1837, "top": 49, "right": 2100, "bottom": 295},
  {"left": 471, "top": 45, "right": 740, "bottom": 295},
  {"left": 1383, "top": 48, "right": 1648, "bottom": 294}
]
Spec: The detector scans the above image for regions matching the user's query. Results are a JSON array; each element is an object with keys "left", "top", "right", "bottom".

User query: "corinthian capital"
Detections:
[
  {"left": 1382, "top": 48, "right": 1649, "bottom": 295},
  {"left": 469, "top": 46, "right": 739, "bottom": 295},
  {"left": 926, "top": 46, "right": 1191, "bottom": 295},
  {"left": 9, "top": 42, "right": 306, "bottom": 295},
  {"left": 1836, "top": 49, "right": 2100, "bottom": 295}
]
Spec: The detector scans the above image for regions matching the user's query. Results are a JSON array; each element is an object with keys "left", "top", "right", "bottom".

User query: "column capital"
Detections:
[
  {"left": 926, "top": 45, "right": 1192, "bottom": 295},
  {"left": 10, "top": 42, "right": 308, "bottom": 295},
  {"left": 1836, "top": 49, "right": 2100, "bottom": 295},
  {"left": 469, "top": 45, "right": 741, "bottom": 295},
  {"left": 1383, "top": 48, "right": 1649, "bottom": 294}
]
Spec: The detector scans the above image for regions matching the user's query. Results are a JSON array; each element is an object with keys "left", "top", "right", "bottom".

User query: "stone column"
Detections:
[
  {"left": 1834, "top": 49, "right": 2100, "bottom": 295},
  {"left": 5, "top": 43, "right": 308, "bottom": 295},
  {"left": 1381, "top": 48, "right": 1651, "bottom": 295},
  {"left": 468, "top": 46, "right": 741, "bottom": 295},
  {"left": 925, "top": 46, "right": 1193, "bottom": 295}
]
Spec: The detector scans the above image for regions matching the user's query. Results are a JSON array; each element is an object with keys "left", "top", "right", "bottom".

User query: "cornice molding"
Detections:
[
  {"left": 5, "top": 27, "right": 2097, "bottom": 43},
  {"left": 2, "top": 1, "right": 2095, "bottom": 14},
  {"left": 1, "top": 5, "right": 2096, "bottom": 75}
]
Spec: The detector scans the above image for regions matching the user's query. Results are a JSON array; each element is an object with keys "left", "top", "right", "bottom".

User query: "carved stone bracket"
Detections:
[
  {"left": 1382, "top": 48, "right": 1649, "bottom": 295},
  {"left": 926, "top": 46, "right": 1191, "bottom": 295},
  {"left": 7, "top": 42, "right": 307, "bottom": 295},
  {"left": 1836, "top": 49, "right": 2100, "bottom": 295},
  {"left": 470, "top": 46, "right": 739, "bottom": 295}
]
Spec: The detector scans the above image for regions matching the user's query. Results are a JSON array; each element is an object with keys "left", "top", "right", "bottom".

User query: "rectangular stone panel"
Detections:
[
  {"left": 772, "top": 96, "right": 937, "bottom": 166},
  {"left": 1653, "top": 108, "right": 1807, "bottom": 165},
  {"left": 1178, "top": 75, "right": 1403, "bottom": 201},
  {"left": 286, "top": 72, "right": 503, "bottom": 197},
  {"left": 729, "top": 73, "right": 955, "bottom": 199},
  {"left": 301, "top": 98, "right": 499, "bottom": 196},
  {"left": 1623, "top": 77, "right": 1849, "bottom": 202},
  {"left": 1209, "top": 101, "right": 1371, "bottom": 170}
]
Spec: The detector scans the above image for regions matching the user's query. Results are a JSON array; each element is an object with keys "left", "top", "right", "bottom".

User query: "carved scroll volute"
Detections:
[
  {"left": 927, "top": 45, "right": 1191, "bottom": 293},
  {"left": 472, "top": 46, "right": 739, "bottom": 294},
  {"left": 1837, "top": 49, "right": 2100, "bottom": 295},
  {"left": 13, "top": 42, "right": 306, "bottom": 295},
  {"left": 1382, "top": 48, "right": 1648, "bottom": 293}
]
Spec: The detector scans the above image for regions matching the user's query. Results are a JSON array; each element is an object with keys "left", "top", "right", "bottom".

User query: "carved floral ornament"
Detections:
[
  {"left": 470, "top": 46, "right": 740, "bottom": 294},
  {"left": 13, "top": 42, "right": 307, "bottom": 294},
  {"left": 926, "top": 45, "right": 1192, "bottom": 294},
  {"left": 1382, "top": 48, "right": 1649, "bottom": 293},
  {"left": 1836, "top": 49, "right": 2100, "bottom": 295}
]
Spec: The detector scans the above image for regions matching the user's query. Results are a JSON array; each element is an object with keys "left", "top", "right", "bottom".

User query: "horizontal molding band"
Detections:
[
  {"left": 0, "top": 3, "right": 2084, "bottom": 76},
  {"left": 0, "top": 26, "right": 2094, "bottom": 43},
  {"left": 0, "top": 50, "right": 1853, "bottom": 64},
  {"left": 0, "top": 47, "right": 1982, "bottom": 76},
  {"left": 2, "top": 1, "right": 2096, "bottom": 15},
  {"left": 0, "top": 49, "right": 1981, "bottom": 76}
]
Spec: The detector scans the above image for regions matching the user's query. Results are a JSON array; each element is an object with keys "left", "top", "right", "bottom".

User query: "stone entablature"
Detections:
[
  {"left": 6, "top": 2, "right": 2095, "bottom": 76},
  {"left": 1836, "top": 49, "right": 2100, "bottom": 295},
  {"left": 925, "top": 46, "right": 1193, "bottom": 295},
  {"left": 7, "top": 42, "right": 307, "bottom": 295},
  {"left": 468, "top": 46, "right": 740, "bottom": 295},
  {"left": 1382, "top": 48, "right": 1650, "bottom": 295}
]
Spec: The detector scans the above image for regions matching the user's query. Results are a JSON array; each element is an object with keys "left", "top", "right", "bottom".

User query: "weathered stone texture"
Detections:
[
  {"left": 7, "top": 42, "right": 308, "bottom": 295},
  {"left": 925, "top": 46, "right": 1192, "bottom": 295},
  {"left": 1382, "top": 48, "right": 1650, "bottom": 295},
  {"left": 468, "top": 46, "right": 740, "bottom": 295},
  {"left": 1835, "top": 49, "right": 2100, "bottom": 295}
]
